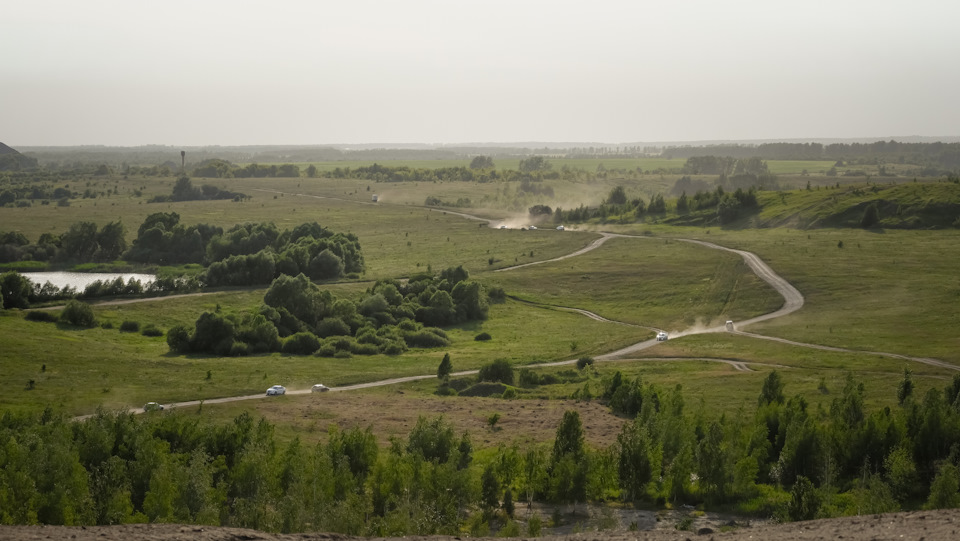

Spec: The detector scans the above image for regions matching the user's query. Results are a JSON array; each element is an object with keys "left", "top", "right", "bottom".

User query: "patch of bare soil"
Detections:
[
  {"left": 253, "top": 389, "right": 628, "bottom": 448},
  {"left": 2, "top": 509, "right": 959, "bottom": 541}
]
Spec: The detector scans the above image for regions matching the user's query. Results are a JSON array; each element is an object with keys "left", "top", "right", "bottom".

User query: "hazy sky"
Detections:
[{"left": 3, "top": 0, "right": 959, "bottom": 146}]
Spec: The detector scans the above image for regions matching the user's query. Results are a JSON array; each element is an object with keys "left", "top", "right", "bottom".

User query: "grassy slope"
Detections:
[
  {"left": 602, "top": 225, "right": 960, "bottom": 364},
  {"left": 486, "top": 236, "right": 783, "bottom": 331}
]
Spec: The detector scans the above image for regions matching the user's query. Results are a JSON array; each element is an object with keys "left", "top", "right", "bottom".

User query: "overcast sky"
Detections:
[{"left": 3, "top": 0, "right": 959, "bottom": 146}]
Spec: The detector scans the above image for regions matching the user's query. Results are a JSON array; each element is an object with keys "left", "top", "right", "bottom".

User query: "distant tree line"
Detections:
[
  {"left": 191, "top": 160, "right": 302, "bottom": 179},
  {"left": 664, "top": 141, "right": 960, "bottom": 173},
  {"left": 546, "top": 183, "right": 758, "bottom": 227},
  {"left": 325, "top": 163, "right": 558, "bottom": 184},
  {"left": 167, "top": 265, "right": 489, "bottom": 357}
]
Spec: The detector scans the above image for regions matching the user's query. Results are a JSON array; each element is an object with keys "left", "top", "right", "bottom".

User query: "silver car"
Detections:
[
  {"left": 266, "top": 385, "right": 286, "bottom": 396},
  {"left": 312, "top": 384, "right": 330, "bottom": 393}
]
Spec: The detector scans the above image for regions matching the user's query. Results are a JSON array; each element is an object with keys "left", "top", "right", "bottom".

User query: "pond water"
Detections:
[{"left": 21, "top": 272, "right": 156, "bottom": 291}]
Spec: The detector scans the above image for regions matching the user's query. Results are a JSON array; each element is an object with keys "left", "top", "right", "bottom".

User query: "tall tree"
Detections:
[{"left": 437, "top": 353, "right": 452, "bottom": 379}]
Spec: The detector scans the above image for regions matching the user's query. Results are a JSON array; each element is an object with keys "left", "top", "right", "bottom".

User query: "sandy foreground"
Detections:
[{"left": 2, "top": 509, "right": 959, "bottom": 541}]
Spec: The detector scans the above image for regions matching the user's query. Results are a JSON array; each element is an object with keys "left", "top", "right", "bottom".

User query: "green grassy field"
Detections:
[
  {"left": 2, "top": 170, "right": 958, "bottom": 445},
  {"left": 587, "top": 224, "right": 960, "bottom": 363},
  {"left": 486, "top": 236, "right": 783, "bottom": 330},
  {"left": 0, "top": 292, "right": 649, "bottom": 415}
]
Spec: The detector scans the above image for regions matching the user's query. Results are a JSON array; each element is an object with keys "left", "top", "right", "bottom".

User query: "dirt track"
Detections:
[{"left": 71, "top": 208, "right": 957, "bottom": 421}]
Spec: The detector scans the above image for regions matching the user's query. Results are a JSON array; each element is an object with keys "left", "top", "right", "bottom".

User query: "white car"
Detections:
[
  {"left": 656, "top": 331, "right": 668, "bottom": 341},
  {"left": 311, "top": 383, "right": 330, "bottom": 393},
  {"left": 266, "top": 385, "right": 286, "bottom": 396},
  {"left": 529, "top": 226, "right": 537, "bottom": 230},
  {"left": 143, "top": 402, "right": 164, "bottom": 412},
  {"left": 556, "top": 225, "right": 565, "bottom": 231}
]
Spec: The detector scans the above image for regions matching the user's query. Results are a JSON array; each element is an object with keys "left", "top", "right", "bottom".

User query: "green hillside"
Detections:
[{"left": 666, "top": 181, "right": 960, "bottom": 229}]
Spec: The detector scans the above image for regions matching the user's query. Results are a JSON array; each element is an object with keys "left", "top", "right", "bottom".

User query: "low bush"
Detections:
[
  {"left": 435, "top": 384, "right": 458, "bottom": 396},
  {"left": 474, "top": 332, "right": 492, "bottom": 341},
  {"left": 381, "top": 341, "right": 407, "bottom": 355},
  {"left": 487, "top": 286, "right": 506, "bottom": 302},
  {"left": 59, "top": 300, "right": 96, "bottom": 327},
  {"left": 518, "top": 369, "right": 540, "bottom": 387},
  {"left": 282, "top": 332, "right": 322, "bottom": 355},
  {"left": 405, "top": 330, "right": 451, "bottom": 348},
  {"left": 25, "top": 311, "right": 58, "bottom": 323},
  {"left": 447, "top": 378, "right": 474, "bottom": 392},
  {"left": 119, "top": 320, "right": 140, "bottom": 332},
  {"left": 141, "top": 325, "right": 163, "bottom": 337},
  {"left": 458, "top": 382, "right": 508, "bottom": 397},
  {"left": 315, "top": 344, "right": 337, "bottom": 357},
  {"left": 479, "top": 359, "right": 514, "bottom": 385}
]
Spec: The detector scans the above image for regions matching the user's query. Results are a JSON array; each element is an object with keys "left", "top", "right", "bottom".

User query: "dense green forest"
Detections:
[{"left": 3, "top": 371, "right": 960, "bottom": 533}]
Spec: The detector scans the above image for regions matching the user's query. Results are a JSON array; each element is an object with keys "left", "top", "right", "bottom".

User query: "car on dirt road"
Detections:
[
  {"left": 311, "top": 384, "right": 330, "bottom": 392},
  {"left": 143, "top": 402, "right": 164, "bottom": 412},
  {"left": 656, "top": 331, "right": 668, "bottom": 341},
  {"left": 266, "top": 385, "right": 286, "bottom": 396}
]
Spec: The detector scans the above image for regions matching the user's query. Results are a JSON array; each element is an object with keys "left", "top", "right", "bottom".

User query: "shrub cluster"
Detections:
[
  {"left": 148, "top": 176, "right": 247, "bottom": 203},
  {"left": 170, "top": 266, "right": 487, "bottom": 357}
]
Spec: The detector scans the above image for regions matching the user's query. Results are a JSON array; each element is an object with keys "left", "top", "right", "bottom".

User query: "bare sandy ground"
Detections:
[{"left": 2, "top": 508, "right": 958, "bottom": 541}]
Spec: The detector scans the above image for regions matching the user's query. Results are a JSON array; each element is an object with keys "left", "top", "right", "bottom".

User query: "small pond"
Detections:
[{"left": 21, "top": 272, "right": 156, "bottom": 291}]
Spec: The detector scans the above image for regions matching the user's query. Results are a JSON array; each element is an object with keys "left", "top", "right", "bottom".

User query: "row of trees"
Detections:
[
  {"left": 546, "top": 185, "right": 760, "bottom": 226},
  {"left": 125, "top": 215, "right": 365, "bottom": 284},
  {"left": 190, "top": 160, "right": 302, "bottom": 179},
  {"left": 1, "top": 221, "right": 127, "bottom": 265},
  {"left": 0, "top": 271, "right": 198, "bottom": 310},
  {"left": 324, "top": 163, "right": 559, "bottom": 184},
  {"left": 168, "top": 266, "right": 488, "bottom": 357},
  {"left": 2, "top": 216, "right": 359, "bottom": 272},
  {"left": 663, "top": 141, "right": 960, "bottom": 171},
  {"left": 4, "top": 372, "right": 960, "bottom": 532}
]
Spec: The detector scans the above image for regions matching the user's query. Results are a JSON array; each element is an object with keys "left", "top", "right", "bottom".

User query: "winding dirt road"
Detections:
[{"left": 73, "top": 198, "right": 956, "bottom": 419}]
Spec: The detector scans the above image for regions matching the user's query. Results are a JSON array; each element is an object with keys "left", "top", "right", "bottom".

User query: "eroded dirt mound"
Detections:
[{"left": 2, "top": 509, "right": 959, "bottom": 541}]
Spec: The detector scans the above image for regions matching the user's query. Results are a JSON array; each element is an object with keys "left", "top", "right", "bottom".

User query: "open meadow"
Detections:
[{"left": 2, "top": 168, "right": 958, "bottom": 430}]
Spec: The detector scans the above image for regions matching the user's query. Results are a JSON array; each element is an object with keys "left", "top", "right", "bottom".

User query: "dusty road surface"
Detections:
[{"left": 2, "top": 508, "right": 959, "bottom": 541}]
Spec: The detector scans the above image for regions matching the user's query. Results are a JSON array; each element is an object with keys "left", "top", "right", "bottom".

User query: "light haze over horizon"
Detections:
[{"left": 4, "top": 0, "right": 959, "bottom": 147}]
